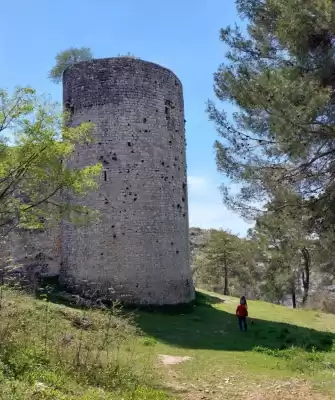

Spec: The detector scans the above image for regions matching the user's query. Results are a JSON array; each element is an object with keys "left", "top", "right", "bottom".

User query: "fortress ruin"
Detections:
[{"left": 4, "top": 57, "right": 195, "bottom": 306}]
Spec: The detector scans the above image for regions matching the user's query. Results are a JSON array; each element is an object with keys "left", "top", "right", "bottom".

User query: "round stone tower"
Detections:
[{"left": 60, "top": 57, "right": 195, "bottom": 305}]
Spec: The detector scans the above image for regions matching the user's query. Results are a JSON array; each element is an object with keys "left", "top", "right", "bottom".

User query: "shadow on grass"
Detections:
[
  {"left": 35, "top": 282, "right": 334, "bottom": 353},
  {"left": 135, "top": 292, "right": 335, "bottom": 352}
]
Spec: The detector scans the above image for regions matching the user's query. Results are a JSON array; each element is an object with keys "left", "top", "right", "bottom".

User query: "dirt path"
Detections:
[{"left": 158, "top": 355, "right": 330, "bottom": 400}]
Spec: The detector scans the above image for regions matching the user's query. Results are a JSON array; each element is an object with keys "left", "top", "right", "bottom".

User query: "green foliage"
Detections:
[
  {"left": 193, "top": 229, "right": 260, "bottom": 297},
  {"left": 0, "top": 87, "right": 102, "bottom": 236},
  {"left": 0, "top": 288, "right": 169, "bottom": 400},
  {"left": 49, "top": 47, "right": 93, "bottom": 84},
  {"left": 208, "top": 0, "right": 335, "bottom": 223}
]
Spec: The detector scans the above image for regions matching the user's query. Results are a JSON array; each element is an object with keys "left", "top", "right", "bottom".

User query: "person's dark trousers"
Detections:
[{"left": 238, "top": 316, "right": 247, "bottom": 332}]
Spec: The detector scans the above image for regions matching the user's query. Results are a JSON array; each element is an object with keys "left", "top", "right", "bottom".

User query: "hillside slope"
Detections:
[
  {"left": 1, "top": 288, "right": 335, "bottom": 399},
  {"left": 136, "top": 290, "right": 335, "bottom": 399}
]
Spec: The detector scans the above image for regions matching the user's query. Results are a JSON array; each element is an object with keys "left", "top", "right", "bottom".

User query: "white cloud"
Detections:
[
  {"left": 187, "top": 175, "right": 253, "bottom": 236},
  {"left": 187, "top": 176, "right": 209, "bottom": 194}
]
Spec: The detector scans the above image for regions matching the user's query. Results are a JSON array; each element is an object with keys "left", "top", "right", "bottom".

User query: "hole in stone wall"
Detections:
[
  {"left": 176, "top": 250, "right": 180, "bottom": 254},
  {"left": 143, "top": 118, "right": 147, "bottom": 123},
  {"left": 128, "top": 142, "right": 131, "bottom": 147},
  {"left": 104, "top": 171, "right": 107, "bottom": 181}
]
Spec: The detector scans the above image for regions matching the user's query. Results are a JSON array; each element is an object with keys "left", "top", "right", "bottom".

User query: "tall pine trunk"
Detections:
[
  {"left": 223, "top": 252, "right": 229, "bottom": 295},
  {"left": 301, "top": 247, "right": 311, "bottom": 306}
]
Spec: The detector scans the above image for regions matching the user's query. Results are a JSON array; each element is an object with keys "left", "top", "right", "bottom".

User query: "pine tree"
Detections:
[{"left": 207, "top": 0, "right": 335, "bottom": 224}]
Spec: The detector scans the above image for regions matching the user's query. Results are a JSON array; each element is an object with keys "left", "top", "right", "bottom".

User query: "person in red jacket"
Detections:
[{"left": 236, "top": 296, "right": 248, "bottom": 332}]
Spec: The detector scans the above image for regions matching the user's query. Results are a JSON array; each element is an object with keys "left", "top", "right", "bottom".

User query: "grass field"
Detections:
[
  {"left": 135, "top": 290, "right": 335, "bottom": 399},
  {"left": 0, "top": 288, "right": 335, "bottom": 399}
]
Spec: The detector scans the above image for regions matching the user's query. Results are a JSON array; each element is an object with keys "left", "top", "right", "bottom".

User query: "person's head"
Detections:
[{"left": 240, "top": 296, "right": 246, "bottom": 305}]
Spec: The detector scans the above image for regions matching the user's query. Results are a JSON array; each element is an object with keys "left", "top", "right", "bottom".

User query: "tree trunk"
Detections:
[
  {"left": 292, "top": 289, "right": 297, "bottom": 309},
  {"left": 301, "top": 247, "right": 311, "bottom": 306},
  {"left": 223, "top": 253, "right": 229, "bottom": 295}
]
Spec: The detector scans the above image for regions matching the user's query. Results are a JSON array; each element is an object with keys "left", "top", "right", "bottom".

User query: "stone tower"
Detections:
[{"left": 60, "top": 57, "right": 195, "bottom": 305}]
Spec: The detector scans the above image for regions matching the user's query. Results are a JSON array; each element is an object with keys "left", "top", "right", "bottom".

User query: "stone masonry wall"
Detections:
[
  {"left": 60, "top": 57, "right": 195, "bottom": 305},
  {"left": 0, "top": 223, "right": 61, "bottom": 283}
]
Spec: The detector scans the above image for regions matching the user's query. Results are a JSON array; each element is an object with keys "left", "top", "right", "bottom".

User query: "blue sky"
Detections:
[{"left": 0, "top": 0, "right": 252, "bottom": 235}]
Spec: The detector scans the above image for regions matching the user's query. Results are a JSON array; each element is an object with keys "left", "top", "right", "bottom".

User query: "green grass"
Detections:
[
  {"left": 134, "top": 290, "right": 335, "bottom": 399},
  {"left": 0, "top": 288, "right": 170, "bottom": 400},
  {"left": 1, "top": 288, "right": 335, "bottom": 399}
]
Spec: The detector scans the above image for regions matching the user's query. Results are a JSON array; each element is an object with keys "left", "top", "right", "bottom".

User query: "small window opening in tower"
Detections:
[{"left": 104, "top": 171, "right": 107, "bottom": 181}]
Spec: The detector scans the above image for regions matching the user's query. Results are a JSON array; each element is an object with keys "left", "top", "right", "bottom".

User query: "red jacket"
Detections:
[{"left": 236, "top": 304, "right": 248, "bottom": 317}]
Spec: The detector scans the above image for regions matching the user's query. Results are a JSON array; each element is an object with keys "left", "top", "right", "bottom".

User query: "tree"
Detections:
[
  {"left": 49, "top": 47, "right": 93, "bottom": 84},
  {"left": 0, "top": 86, "right": 101, "bottom": 237},
  {"left": 250, "top": 192, "right": 316, "bottom": 307},
  {"left": 207, "top": 0, "right": 335, "bottom": 224},
  {"left": 194, "top": 229, "right": 256, "bottom": 296}
]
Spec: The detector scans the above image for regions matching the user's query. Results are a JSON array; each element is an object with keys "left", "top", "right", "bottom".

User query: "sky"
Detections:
[{"left": 0, "top": 0, "right": 253, "bottom": 236}]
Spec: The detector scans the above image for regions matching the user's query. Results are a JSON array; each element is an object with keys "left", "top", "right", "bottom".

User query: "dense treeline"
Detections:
[{"left": 191, "top": 226, "right": 334, "bottom": 311}]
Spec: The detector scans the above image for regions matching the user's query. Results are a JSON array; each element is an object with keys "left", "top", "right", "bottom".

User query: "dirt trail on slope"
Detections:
[{"left": 158, "top": 356, "right": 330, "bottom": 400}]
